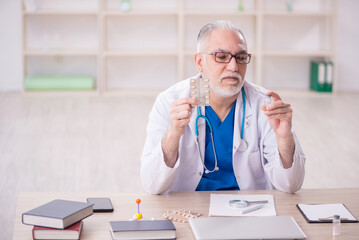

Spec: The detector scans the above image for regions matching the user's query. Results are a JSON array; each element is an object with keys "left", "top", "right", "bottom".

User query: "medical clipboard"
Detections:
[{"left": 296, "top": 203, "right": 359, "bottom": 223}]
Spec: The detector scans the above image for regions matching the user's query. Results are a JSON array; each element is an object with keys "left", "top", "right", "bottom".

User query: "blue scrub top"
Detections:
[{"left": 196, "top": 100, "right": 240, "bottom": 191}]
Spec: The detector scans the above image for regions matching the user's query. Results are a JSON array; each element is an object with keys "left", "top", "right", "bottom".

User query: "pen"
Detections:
[
  {"left": 240, "top": 204, "right": 265, "bottom": 214},
  {"left": 318, "top": 218, "right": 348, "bottom": 222}
]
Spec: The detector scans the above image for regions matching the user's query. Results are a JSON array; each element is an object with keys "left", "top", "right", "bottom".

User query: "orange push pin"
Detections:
[{"left": 135, "top": 199, "right": 142, "bottom": 220}]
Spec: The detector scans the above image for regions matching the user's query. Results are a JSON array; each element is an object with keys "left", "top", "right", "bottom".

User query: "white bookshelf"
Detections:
[{"left": 22, "top": 0, "right": 337, "bottom": 93}]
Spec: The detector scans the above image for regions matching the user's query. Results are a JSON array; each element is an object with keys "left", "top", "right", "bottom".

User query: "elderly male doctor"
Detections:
[{"left": 141, "top": 21, "right": 305, "bottom": 194}]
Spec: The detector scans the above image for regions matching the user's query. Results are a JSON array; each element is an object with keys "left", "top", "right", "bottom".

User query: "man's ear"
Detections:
[{"left": 194, "top": 53, "right": 203, "bottom": 73}]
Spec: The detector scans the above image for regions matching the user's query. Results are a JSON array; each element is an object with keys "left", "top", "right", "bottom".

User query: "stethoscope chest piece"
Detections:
[
  {"left": 238, "top": 139, "right": 248, "bottom": 152},
  {"left": 205, "top": 166, "right": 219, "bottom": 174}
]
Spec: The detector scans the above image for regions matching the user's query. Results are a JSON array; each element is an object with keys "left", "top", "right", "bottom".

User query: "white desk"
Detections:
[{"left": 13, "top": 189, "right": 359, "bottom": 239}]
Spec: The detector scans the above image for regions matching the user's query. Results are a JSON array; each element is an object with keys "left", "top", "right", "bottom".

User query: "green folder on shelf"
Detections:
[
  {"left": 25, "top": 76, "right": 94, "bottom": 91},
  {"left": 310, "top": 61, "right": 333, "bottom": 92}
]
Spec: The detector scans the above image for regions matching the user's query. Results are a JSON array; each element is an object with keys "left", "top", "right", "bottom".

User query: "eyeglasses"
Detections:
[{"left": 202, "top": 52, "right": 252, "bottom": 64}]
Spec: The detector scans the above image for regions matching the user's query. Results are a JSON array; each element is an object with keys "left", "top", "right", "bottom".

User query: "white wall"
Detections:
[
  {"left": 0, "top": 0, "right": 359, "bottom": 92},
  {"left": 0, "top": 0, "right": 22, "bottom": 91},
  {"left": 336, "top": 0, "right": 359, "bottom": 91}
]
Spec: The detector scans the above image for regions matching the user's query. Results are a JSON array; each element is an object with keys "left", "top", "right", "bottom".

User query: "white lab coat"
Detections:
[{"left": 141, "top": 76, "right": 305, "bottom": 194}]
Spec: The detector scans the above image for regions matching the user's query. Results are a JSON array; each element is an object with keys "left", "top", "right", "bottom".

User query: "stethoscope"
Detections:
[{"left": 195, "top": 88, "right": 248, "bottom": 174}]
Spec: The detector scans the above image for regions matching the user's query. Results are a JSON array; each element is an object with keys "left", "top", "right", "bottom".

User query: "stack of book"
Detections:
[{"left": 22, "top": 199, "right": 94, "bottom": 240}]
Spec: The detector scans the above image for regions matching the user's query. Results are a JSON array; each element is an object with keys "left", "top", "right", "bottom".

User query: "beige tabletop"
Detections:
[{"left": 14, "top": 188, "right": 359, "bottom": 239}]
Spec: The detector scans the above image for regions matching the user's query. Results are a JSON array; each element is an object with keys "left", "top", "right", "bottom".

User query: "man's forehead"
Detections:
[
  {"left": 209, "top": 29, "right": 245, "bottom": 41},
  {"left": 207, "top": 29, "right": 247, "bottom": 52},
  {"left": 216, "top": 48, "right": 248, "bottom": 54}
]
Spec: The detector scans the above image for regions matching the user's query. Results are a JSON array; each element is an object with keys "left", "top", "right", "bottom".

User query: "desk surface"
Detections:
[{"left": 14, "top": 189, "right": 359, "bottom": 240}]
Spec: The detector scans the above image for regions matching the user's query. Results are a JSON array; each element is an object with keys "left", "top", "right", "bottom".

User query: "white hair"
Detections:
[{"left": 196, "top": 20, "right": 247, "bottom": 53}]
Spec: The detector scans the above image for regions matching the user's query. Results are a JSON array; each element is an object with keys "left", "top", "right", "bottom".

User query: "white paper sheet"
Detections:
[
  {"left": 297, "top": 203, "right": 357, "bottom": 221},
  {"left": 209, "top": 194, "right": 277, "bottom": 217}
]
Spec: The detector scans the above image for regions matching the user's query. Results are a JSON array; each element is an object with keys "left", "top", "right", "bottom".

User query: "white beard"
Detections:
[{"left": 210, "top": 72, "right": 244, "bottom": 98}]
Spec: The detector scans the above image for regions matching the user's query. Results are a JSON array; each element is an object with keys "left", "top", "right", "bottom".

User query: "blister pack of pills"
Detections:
[{"left": 190, "top": 77, "right": 210, "bottom": 106}]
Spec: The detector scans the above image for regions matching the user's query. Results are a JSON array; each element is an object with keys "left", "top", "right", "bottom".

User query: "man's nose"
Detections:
[{"left": 226, "top": 56, "right": 239, "bottom": 72}]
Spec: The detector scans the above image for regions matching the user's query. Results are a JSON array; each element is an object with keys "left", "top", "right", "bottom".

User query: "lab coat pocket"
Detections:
[{"left": 248, "top": 151, "right": 265, "bottom": 178}]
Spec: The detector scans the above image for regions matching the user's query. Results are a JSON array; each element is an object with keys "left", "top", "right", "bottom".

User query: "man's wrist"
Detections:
[
  {"left": 161, "top": 129, "right": 181, "bottom": 168},
  {"left": 164, "top": 127, "right": 182, "bottom": 143},
  {"left": 276, "top": 132, "right": 295, "bottom": 169}
]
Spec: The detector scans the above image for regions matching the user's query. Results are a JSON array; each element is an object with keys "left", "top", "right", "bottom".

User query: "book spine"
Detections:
[
  {"left": 32, "top": 226, "right": 35, "bottom": 240},
  {"left": 326, "top": 62, "right": 333, "bottom": 84},
  {"left": 22, "top": 213, "right": 27, "bottom": 226},
  {"left": 318, "top": 62, "right": 325, "bottom": 85}
]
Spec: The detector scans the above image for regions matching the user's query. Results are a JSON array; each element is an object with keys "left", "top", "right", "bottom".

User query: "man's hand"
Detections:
[
  {"left": 162, "top": 97, "right": 199, "bottom": 168},
  {"left": 260, "top": 91, "right": 295, "bottom": 168},
  {"left": 260, "top": 91, "right": 292, "bottom": 138},
  {"left": 168, "top": 97, "right": 199, "bottom": 139}
]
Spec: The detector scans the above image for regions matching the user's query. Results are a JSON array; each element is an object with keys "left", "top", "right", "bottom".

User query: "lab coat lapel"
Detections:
[
  {"left": 189, "top": 106, "right": 206, "bottom": 157},
  {"left": 233, "top": 86, "right": 253, "bottom": 153},
  {"left": 243, "top": 86, "right": 253, "bottom": 129}
]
